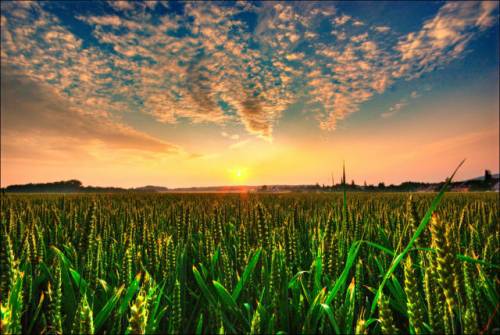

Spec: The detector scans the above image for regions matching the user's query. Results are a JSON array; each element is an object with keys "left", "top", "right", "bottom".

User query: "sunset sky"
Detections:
[{"left": 1, "top": 1, "right": 499, "bottom": 188}]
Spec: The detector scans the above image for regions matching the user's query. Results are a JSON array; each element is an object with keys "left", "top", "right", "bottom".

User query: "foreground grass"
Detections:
[{"left": 0, "top": 191, "right": 498, "bottom": 334}]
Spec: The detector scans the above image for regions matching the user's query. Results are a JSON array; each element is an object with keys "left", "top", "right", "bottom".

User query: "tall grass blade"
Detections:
[{"left": 370, "top": 159, "right": 465, "bottom": 315}]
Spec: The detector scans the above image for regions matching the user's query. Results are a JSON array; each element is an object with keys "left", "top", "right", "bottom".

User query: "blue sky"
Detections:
[{"left": 1, "top": 1, "right": 498, "bottom": 187}]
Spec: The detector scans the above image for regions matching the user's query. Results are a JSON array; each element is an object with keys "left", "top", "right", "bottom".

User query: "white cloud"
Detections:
[
  {"left": 395, "top": 1, "right": 499, "bottom": 79},
  {"left": 374, "top": 26, "right": 391, "bottom": 33},
  {"left": 107, "top": 1, "right": 135, "bottom": 11}
]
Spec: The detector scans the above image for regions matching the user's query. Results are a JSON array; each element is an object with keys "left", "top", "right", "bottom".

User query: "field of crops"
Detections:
[{"left": 0, "top": 191, "right": 498, "bottom": 334}]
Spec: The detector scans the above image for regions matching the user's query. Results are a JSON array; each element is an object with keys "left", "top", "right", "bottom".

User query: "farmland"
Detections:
[{"left": 0, "top": 191, "right": 498, "bottom": 334}]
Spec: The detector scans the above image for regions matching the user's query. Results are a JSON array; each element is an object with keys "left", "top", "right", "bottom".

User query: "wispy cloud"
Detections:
[
  {"left": 381, "top": 100, "right": 408, "bottom": 119},
  {"left": 1, "top": 70, "right": 179, "bottom": 157},
  {"left": 381, "top": 89, "right": 423, "bottom": 118},
  {"left": 229, "top": 139, "right": 251, "bottom": 150},
  {"left": 395, "top": 1, "right": 499, "bottom": 79},
  {"left": 221, "top": 132, "right": 240, "bottom": 140}
]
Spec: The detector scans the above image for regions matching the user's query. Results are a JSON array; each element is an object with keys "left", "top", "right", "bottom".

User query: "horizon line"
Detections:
[{"left": 2, "top": 170, "right": 498, "bottom": 190}]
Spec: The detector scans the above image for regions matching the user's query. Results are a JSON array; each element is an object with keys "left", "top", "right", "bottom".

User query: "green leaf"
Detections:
[
  {"left": 27, "top": 291, "right": 45, "bottom": 334},
  {"left": 321, "top": 303, "right": 340, "bottom": 334},
  {"left": 362, "top": 241, "right": 395, "bottom": 257},
  {"left": 193, "top": 265, "right": 217, "bottom": 306},
  {"left": 370, "top": 159, "right": 465, "bottom": 316},
  {"left": 118, "top": 272, "right": 141, "bottom": 316},
  {"left": 196, "top": 314, "right": 203, "bottom": 335},
  {"left": 213, "top": 280, "right": 238, "bottom": 310},
  {"left": 457, "top": 254, "right": 500, "bottom": 269},
  {"left": 287, "top": 271, "right": 310, "bottom": 289},
  {"left": 8, "top": 269, "right": 24, "bottom": 327},
  {"left": 39, "top": 261, "right": 54, "bottom": 282},
  {"left": 211, "top": 247, "right": 220, "bottom": 277},
  {"left": 146, "top": 281, "right": 167, "bottom": 333},
  {"left": 69, "top": 268, "right": 88, "bottom": 296},
  {"left": 94, "top": 285, "right": 124, "bottom": 332},
  {"left": 303, "top": 288, "right": 326, "bottom": 333},
  {"left": 51, "top": 246, "right": 77, "bottom": 327},
  {"left": 313, "top": 252, "right": 322, "bottom": 297},
  {"left": 365, "top": 318, "right": 378, "bottom": 327},
  {"left": 232, "top": 249, "right": 261, "bottom": 301},
  {"left": 325, "top": 240, "right": 362, "bottom": 304},
  {"left": 344, "top": 278, "right": 356, "bottom": 334}
]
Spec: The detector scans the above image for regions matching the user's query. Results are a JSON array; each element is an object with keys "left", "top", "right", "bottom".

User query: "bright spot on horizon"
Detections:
[{"left": 229, "top": 167, "right": 248, "bottom": 183}]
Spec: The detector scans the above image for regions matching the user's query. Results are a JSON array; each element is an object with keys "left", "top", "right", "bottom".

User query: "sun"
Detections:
[{"left": 229, "top": 167, "right": 248, "bottom": 182}]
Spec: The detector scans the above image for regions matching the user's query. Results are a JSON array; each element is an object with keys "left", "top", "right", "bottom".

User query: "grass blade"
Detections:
[
  {"left": 321, "top": 303, "right": 341, "bottom": 334},
  {"left": 27, "top": 292, "right": 44, "bottom": 334},
  {"left": 232, "top": 249, "right": 261, "bottom": 301},
  {"left": 325, "top": 240, "right": 362, "bottom": 304},
  {"left": 369, "top": 159, "right": 465, "bottom": 315},
  {"left": 94, "top": 285, "right": 124, "bottom": 332},
  {"left": 118, "top": 272, "right": 141, "bottom": 316},
  {"left": 193, "top": 265, "right": 217, "bottom": 306},
  {"left": 196, "top": 314, "right": 203, "bottom": 335},
  {"left": 213, "top": 280, "right": 238, "bottom": 310}
]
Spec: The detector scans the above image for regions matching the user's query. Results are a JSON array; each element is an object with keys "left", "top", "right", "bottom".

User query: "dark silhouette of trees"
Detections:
[{"left": 485, "top": 170, "right": 492, "bottom": 182}]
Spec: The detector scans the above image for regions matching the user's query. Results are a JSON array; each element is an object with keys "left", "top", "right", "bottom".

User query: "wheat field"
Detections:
[{"left": 0, "top": 191, "right": 498, "bottom": 334}]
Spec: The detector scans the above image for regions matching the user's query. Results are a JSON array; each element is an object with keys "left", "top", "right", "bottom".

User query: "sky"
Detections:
[{"left": 1, "top": 1, "right": 499, "bottom": 188}]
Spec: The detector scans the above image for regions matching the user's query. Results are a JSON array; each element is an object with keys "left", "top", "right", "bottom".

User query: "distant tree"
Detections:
[
  {"left": 261, "top": 185, "right": 267, "bottom": 191},
  {"left": 351, "top": 180, "right": 355, "bottom": 187},
  {"left": 485, "top": 169, "right": 492, "bottom": 182},
  {"left": 378, "top": 182, "right": 385, "bottom": 189},
  {"left": 364, "top": 180, "right": 367, "bottom": 187},
  {"left": 67, "top": 179, "right": 82, "bottom": 187}
]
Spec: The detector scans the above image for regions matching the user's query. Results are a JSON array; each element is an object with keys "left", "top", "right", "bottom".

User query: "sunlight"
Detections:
[{"left": 229, "top": 167, "right": 248, "bottom": 183}]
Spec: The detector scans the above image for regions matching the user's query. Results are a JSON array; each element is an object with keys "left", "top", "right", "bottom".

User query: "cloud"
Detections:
[
  {"left": 239, "top": 97, "right": 272, "bottom": 138},
  {"left": 1, "top": 1, "right": 497, "bottom": 141},
  {"left": 107, "top": 1, "right": 136, "bottom": 12},
  {"left": 381, "top": 88, "right": 424, "bottom": 118},
  {"left": 395, "top": 1, "right": 499, "bottom": 79},
  {"left": 374, "top": 26, "right": 391, "bottom": 33},
  {"left": 410, "top": 90, "right": 420, "bottom": 99},
  {"left": 311, "top": 1, "right": 497, "bottom": 129},
  {"left": 286, "top": 52, "right": 305, "bottom": 61},
  {"left": 381, "top": 100, "right": 408, "bottom": 118},
  {"left": 229, "top": 139, "right": 251, "bottom": 149},
  {"left": 335, "top": 14, "right": 351, "bottom": 26},
  {"left": 221, "top": 132, "right": 240, "bottom": 140},
  {"left": 1, "top": 68, "right": 179, "bottom": 160},
  {"left": 78, "top": 15, "right": 141, "bottom": 29}
]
